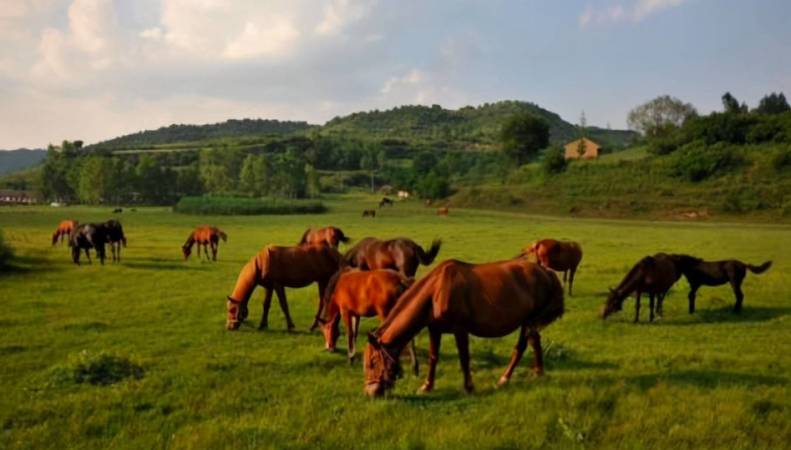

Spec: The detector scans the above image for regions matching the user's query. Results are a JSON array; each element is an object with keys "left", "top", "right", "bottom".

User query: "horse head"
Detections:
[
  {"left": 363, "top": 333, "right": 402, "bottom": 397},
  {"left": 320, "top": 316, "right": 339, "bottom": 352},
  {"left": 600, "top": 287, "right": 624, "bottom": 319},
  {"left": 225, "top": 296, "right": 244, "bottom": 330},
  {"left": 181, "top": 244, "right": 192, "bottom": 260}
]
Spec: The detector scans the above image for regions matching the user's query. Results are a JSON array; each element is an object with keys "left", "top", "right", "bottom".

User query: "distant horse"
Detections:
[
  {"left": 298, "top": 226, "right": 349, "bottom": 249},
  {"left": 344, "top": 237, "right": 441, "bottom": 278},
  {"left": 320, "top": 268, "right": 418, "bottom": 373},
  {"left": 52, "top": 219, "right": 78, "bottom": 246},
  {"left": 362, "top": 210, "right": 376, "bottom": 218},
  {"left": 69, "top": 223, "right": 107, "bottom": 265},
  {"left": 601, "top": 253, "right": 681, "bottom": 322},
  {"left": 104, "top": 219, "right": 127, "bottom": 263},
  {"left": 436, "top": 207, "right": 449, "bottom": 216},
  {"left": 225, "top": 245, "right": 343, "bottom": 331},
  {"left": 112, "top": 208, "right": 123, "bottom": 213},
  {"left": 424, "top": 199, "right": 433, "bottom": 207},
  {"left": 520, "top": 239, "right": 583, "bottom": 296},
  {"left": 379, "top": 197, "right": 394, "bottom": 208},
  {"left": 669, "top": 254, "right": 772, "bottom": 314},
  {"left": 182, "top": 226, "right": 227, "bottom": 261},
  {"left": 363, "top": 258, "right": 564, "bottom": 397}
]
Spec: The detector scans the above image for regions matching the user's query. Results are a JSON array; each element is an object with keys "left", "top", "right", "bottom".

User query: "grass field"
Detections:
[{"left": 1, "top": 195, "right": 789, "bottom": 449}]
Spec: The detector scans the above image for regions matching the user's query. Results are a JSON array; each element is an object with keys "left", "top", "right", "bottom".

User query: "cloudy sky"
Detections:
[{"left": 1, "top": 0, "right": 789, "bottom": 149}]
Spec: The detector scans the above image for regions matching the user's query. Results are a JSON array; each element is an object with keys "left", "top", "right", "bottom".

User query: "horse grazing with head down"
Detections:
[
  {"left": 183, "top": 226, "right": 227, "bottom": 261},
  {"left": 669, "top": 254, "right": 772, "bottom": 314},
  {"left": 379, "top": 197, "right": 394, "bottom": 208},
  {"left": 52, "top": 219, "right": 78, "bottom": 246},
  {"left": 344, "top": 237, "right": 441, "bottom": 278},
  {"left": 298, "top": 226, "right": 349, "bottom": 249},
  {"left": 601, "top": 253, "right": 680, "bottom": 322},
  {"left": 225, "top": 244, "right": 343, "bottom": 332},
  {"left": 363, "top": 258, "right": 564, "bottom": 397},
  {"left": 520, "top": 239, "right": 582, "bottom": 296},
  {"left": 69, "top": 223, "right": 107, "bottom": 265},
  {"left": 104, "top": 219, "right": 127, "bottom": 262},
  {"left": 320, "top": 268, "right": 418, "bottom": 373}
]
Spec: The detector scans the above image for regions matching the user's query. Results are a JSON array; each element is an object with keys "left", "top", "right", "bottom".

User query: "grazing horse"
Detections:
[
  {"left": 52, "top": 219, "right": 78, "bottom": 245},
  {"left": 669, "top": 254, "right": 772, "bottom": 314},
  {"left": 344, "top": 237, "right": 441, "bottom": 278},
  {"left": 182, "top": 226, "right": 227, "bottom": 261},
  {"left": 69, "top": 223, "right": 107, "bottom": 265},
  {"left": 225, "top": 245, "right": 344, "bottom": 331},
  {"left": 601, "top": 253, "right": 681, "bottom": 322},
  {"left": 298, "top": 226, "right": 349, "bottom": 249},
  {"left": 112, "top": 208, "right": 123, "bottom": 213},
  {"left": 379, "top": 197, "right": 394, "bottom": 208},
  {"left": 363, "top": 258, "right": 564, "bottom": 397},
  {"left": 362, "top": 210, "right": 376, "bottom": 218},
  {"left": 520, "top": 239, "right": 583, "bottom": 296},
  {"left": 436, "top": 207, "right": 449, "bottom": 216},
  {"left": 104, "top": 219, "right": 127, "bottom": 263},
  {"left": 320, "top": 268, "right": 418, "bottom": 373}
]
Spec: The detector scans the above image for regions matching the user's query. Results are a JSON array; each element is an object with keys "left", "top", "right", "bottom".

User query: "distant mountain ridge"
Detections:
[{"left": 0, "top": 149, "right": 46, "bottom": 175}]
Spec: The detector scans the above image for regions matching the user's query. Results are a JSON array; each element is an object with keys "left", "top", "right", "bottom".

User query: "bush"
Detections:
[
  {"left": 542, "top": 147, "right": 568, "bottom": 174},
  {"left": 174, "top": 196, "right": 326, "bottom": 215},
  {"left": 48, "top": 351, "right": 143, "bottom": 386},
  {"left": 770, "top": 147, "right": 791, "bottom": 171},
  {"left": 417, "top": 171, "right": 452, "bottom": 199},
  {"left": 0, "top": 230, "right": 13, "bottom": 268},
  {"left": 670, "top": 143, "right": 744, "bottom": 182}
]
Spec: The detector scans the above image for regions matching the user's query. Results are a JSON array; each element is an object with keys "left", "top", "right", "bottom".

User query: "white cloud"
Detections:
[
  {"left": 315, "top": 0, "right": 376, "bottom": 36},
  {"left": 579, "top": 0, "right": 687, "bottom": 27},
  {"left": 223, "top": 18, "right": 300, "bottom": 60}
]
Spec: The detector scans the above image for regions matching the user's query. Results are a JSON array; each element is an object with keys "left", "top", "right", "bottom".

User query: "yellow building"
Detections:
[{"left": 564, "top": 137, "right": 600, "bottom": 160}]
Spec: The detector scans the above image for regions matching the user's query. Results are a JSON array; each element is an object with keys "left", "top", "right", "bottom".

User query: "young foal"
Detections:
[
  {"left": 669, "top": 254, "right": 772, "bottom": 314},
  {"left": 182, "top": 226, "right": 227, "bottom": 261},
  {"left": 601, "top": 253, "right": 680, "bottom": 322},
  {"left": 320, "top": 268, "right": 418, "bottom": 374},
  {"left": 52, "top": 219, "right": 78, "bottom": 245},
  {"left": 104, "top": 219, "right": 127, "bottom": 263},
  {"left": 344, "top": 237, "right": 442, "bottom": 277},
  {"left": 363, "top": 258, "right": 564, "bottom": 397},
  {"left": 521, "top": 239, "right": 583, "bottom": 296},
  {"left": 297, "top": 226, "right": 349, "bottom": 249}
]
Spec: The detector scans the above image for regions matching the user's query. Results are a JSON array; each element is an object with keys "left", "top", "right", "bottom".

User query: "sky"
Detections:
[{"left": 0, "top": 0, "right": 790, "bottom": 149}]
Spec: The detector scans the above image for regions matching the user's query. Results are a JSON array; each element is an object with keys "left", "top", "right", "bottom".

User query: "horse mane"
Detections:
[
  {"left": 183, "top": 234, "right": 195, "bottom": 249},
  {"left": 298, "top": 228, "right": 312, "bottom": 245},
  {"left": 615, "top": 256, "right": 653, "bottom": 295}
]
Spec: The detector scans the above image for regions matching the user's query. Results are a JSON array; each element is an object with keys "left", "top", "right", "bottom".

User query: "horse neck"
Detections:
[
  {"left": 616, "top": 266, "right": 644, "bottom": 298},
  {"left": 184, "top": 235, "right": 195, "bottom": 248},
  {"left": 377, "top": 274, "right": 434, "bottom": 350},
  {"left": 229, "top": 255, "right": 261, "bottom": 303}
]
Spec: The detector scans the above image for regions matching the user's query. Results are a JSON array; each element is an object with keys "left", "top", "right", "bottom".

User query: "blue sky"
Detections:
[{"left": 0, "top": 0, "right": 789, "bottom": 148}]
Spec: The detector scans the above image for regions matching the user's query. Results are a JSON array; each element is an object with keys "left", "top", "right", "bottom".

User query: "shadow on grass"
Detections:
[
  {"left": 0, "top": 253, "right": 61, "bottom": 277},
  {"left": 473, "top": 346, "right": 618, "bottom": 372},
  {"left": 657, "top": 305, "right": 791, "bottom": 326},
  {"left": 629, "top": 369, "right": 788, "bottom": 390}
]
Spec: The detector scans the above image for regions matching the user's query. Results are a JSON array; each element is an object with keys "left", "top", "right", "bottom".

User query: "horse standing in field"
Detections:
[
  {"left": 362, "top": 209, "right": 376, "bottom": 218},
  {"left": 436, "top": 207, "right": 449, "bottom": 216},
  {"left": 52, "top": 219, "right": 78, "bottom": 245},
  {"left": 520, "top": 239, "right": 583, "bottom": 296},
  {"left": 69, "top": 223, "right": 107, "bottom": 265},
  {"left": 379, "top": 197, "right": 394, "bottom": 208},
  {"left": 601, "top": 253, "right": 681, "bottom": 322},
  {"left": 320, "top": 268, "right": 418, "bottom": 374},
  {"left": 363, "top": 258, "right": 564, "bottom": 397},
  {"left": 182, "top": 226, "right": 227, "bottom": 261},
  {"left": 344, "top": 237, "right": 441, "bottom": 278},
  {"left": 104, "top": 219, "right": 127, "bottom": 262},
  {"left": 669, "top": 254, "right": 772, "bottom": 314},
  {"left": 225, "top": 245, "right": 344, "bottom": 331},
  {"left": 298, "top": 226, "right": 349, "bottom": 249}
]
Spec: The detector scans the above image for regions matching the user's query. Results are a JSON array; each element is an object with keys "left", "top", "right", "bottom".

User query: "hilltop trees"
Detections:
[
  {"left": 500, "top": 113, "right": 550, "bottom": 166},
  {"left": 627, "top": 95, "right": 698, "bottom": 138},
  {"left": 756, "top": 93, "right": 790, "bottom": 115}
]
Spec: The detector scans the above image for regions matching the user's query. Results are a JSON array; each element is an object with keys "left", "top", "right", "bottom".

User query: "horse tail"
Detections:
[
  {"left": 417, "top": 239, "right": 442, "bottom": 266},
  {"left": 217, "top": 229, "right": 228, "bottom": 242},
  {"left": 528, "top": 269, "right": 565, "bottom": 329},
  {"left": 747, "top": 260, "right": 772, "bottom": 275},
  {"left": 298, "top": 228, "right": 311, "bottom": 245}
]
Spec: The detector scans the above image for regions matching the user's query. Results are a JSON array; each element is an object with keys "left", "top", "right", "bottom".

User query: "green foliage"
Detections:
[
  {"left": 755, "top": 92, "right": 790, "bottom": 115},
  {"left": 542, "top": 147, "right": 568, "bottom": 174},
  {"left": 627, "top": 95, "right": 697, "bottom": 137},
  {"left": 670, "top": 143, "right": 744, "bottom": 182},
  {"left": 0, "top": 229, "right": 13, "bottom": 268},
  {"left": 500, "top": 112, "right": 550, "bottom": 165},
  {"left": 47, "top": 351, "right": 143, "bottom": 386},
  {"left": 770, "top": 147, "right": 791, "bottom": 172},
  {"left": 722, "top": 92, "right": 748, "bottom": 114},
  {"left": 174, "top": 196, "right": 325, "bottom": 215},
  {"left": 416, "top": 171, "right": 451, "bottom": 199}
]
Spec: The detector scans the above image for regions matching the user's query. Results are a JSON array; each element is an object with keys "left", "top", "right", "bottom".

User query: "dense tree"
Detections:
[
  {"left": 500, "top": 113, "right": 550, "bottom": 165},
  {"left": 627, "top": 95, "right": 698, "bottom": 137},
  {"left": 755, "top": 92, "right": 790, "bottom": 115},
  {"left": 77, "top": 156, "right": 114, "bottom": 204}
]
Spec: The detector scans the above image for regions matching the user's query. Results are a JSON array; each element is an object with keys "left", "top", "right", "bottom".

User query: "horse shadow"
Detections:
[
  {"left": 628, "top": 369, "right": 787, "bottom": 391},
  {"left": 657, "top": 305, "right": 791, "bottom": 326},
  {"left": 0, "top": 254, "right": 62, "bottom": 277}
]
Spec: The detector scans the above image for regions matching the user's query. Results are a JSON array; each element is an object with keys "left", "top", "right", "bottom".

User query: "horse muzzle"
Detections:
[{"left": 365, "top": 382, "right": 385, "bottom": 397}]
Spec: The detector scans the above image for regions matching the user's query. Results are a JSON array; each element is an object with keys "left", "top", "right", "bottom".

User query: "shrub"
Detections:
[
  {"left": 0, "top": 230, "right": 13, "bottom": 268},
  {"left": 174, "top": 196, "right": 326, "bottom": 215},
  {"left": 770, "top": 147, "right": 791, "bottom": 172},
  {"left": 542, "top": 147, "right": 568, "bottom": 174},
  {"left": 48, "top": 351, "right": 143, "bottom": 386},
  {"left": 417, "top": 171, "right": 452, "bottom": 199},
  {"left": 670, "top": 143, "right": 744, "bottom": 182}
]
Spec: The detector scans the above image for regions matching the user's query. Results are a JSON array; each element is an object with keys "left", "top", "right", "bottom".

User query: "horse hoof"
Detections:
[
  {"left": 417, "top": 383, "right": 433, "bottom": 394},
  {"left": 496, "top": 377, "right": 509, "bottom": 388}
]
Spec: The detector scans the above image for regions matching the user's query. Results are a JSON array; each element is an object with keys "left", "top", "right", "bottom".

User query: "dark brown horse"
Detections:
[
  {"left": 344, "top": 237, "right": 441, "bottom": 277},
  {"left": 601, "top": 253, "right": 681, "bottom": 322},
  {"left": 363, "top": 258, "right": 564, "bottom": 397},
  {"left": 362, "top": 210, "right": 376, "bottom": 218},
  {"left": 379, "top": 197, "right": 394, "bottom": 208},
  {"left": 52, "top": 219, "right": 78, "bottom": 245},
  {"left": 69, "top": 223, "right": 107, "bottom": 265},
  {"left": 183, "top": 226, "right": 227, "bottom": 261},
  {"left": 520, "top": 239, "right": 583, "bottom": 296},
  {"left": 298, "top": 226, "right": 349, "bottom": 249},
  {"left": 225, "top": 244, "right": 343, "bottom": 331},
  {"left": 320, "top": 268, "right": 418, "bottom": 373},
  {"left": 104, "top": 219, "right": 127, "bottom": 262},
  {"left": 669, "top": 254, "right": 772, "bottom": 314}
]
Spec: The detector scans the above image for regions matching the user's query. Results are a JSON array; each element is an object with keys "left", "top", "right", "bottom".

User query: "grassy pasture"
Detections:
[{"left": 0, "top": 195, "right": 789, "bottom": 449}]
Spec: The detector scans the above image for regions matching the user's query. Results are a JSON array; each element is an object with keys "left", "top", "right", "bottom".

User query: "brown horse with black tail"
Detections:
[
  {"left": 52, "top": 219, "right": 78, "bottom": 245},
  {"left": 601, "top": 253, "right": 681, "bottom": 322},
  {"left": 669, "top": 254, "right": 772, "bottom": 314},
  {"left": 363, "top": 258, "right": 564, "bottom": 397},
  {"left": 225, "top": 244, "right": 343, "bottom": 331},
  {"left": 344, "top": 237, "right": 441, "bottom": 277},
  {"left": 520, "top": 239, "right": 583, "bottom": 296},
  {"left": 183, "top": 226, "right": 227, "bottom": 261},
  {"left": 298, "top": 226, "right": 349, "bottom": 249}
]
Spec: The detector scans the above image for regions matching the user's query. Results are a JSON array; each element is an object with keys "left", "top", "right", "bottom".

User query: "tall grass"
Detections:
[{"left": 174, "top": 196, "right": 326, "bottom": 215}]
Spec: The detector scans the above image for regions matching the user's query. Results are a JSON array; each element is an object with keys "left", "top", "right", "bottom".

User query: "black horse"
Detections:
[
  {"left": 104, "top": 219, "right": 127, "bottom": 262},
  {"left": 601, "top": 253, "right": 681, "bottom": 322},
  {"left": 669, "top": 254, "right": 772, "bottom": 313},
  {"left": 378, "top": 197, "right": 394, "bottom": 208},
  {"left": 70, "top": 223, "right": 107, "bottom": 265}
]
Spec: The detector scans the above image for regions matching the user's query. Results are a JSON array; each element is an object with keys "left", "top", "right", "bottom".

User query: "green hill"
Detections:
[{"left": 0, "top": 149, "right": 46, "bottom": 175}]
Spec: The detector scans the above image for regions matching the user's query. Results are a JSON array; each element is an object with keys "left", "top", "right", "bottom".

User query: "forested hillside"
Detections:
[{"left": 0, "top": 149, "right": 46, "bottom": 175}]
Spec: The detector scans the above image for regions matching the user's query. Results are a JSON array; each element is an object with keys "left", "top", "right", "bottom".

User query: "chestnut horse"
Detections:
[
  {"left": 521, "top": 239, "right": 582, "bottom": 296},
  {"left": 436, "top": 207, "right": 449, "bottom": 216},
  {"left": 363, "top": 258, "right": 564, "bottom": 397},
  {"left": 669, "top": 254, "right": 772, "bottom": 314},
  {"left": 52, "top": 219, "right": 78, "bottom": 245},
  {"left": 298, "top": 226, "right": 349, "bottom": 249},
  {"left": 344, "top": 237, "right": 441, "bottom": 278},
  {"left": 69, "top": 223, "right": 107, "bottom": 265},
  {"left": 182, "top": 226, "right": 227, "bottom": 261},
  {"left": 601, "top": 253, "right": 681, "bottom": 322},
  {"left": 225, "top": 244, "right": 343, "bottom": 331},
  {"left": 104, "top": 219, "right": 127, "bottom": 263},
  {"left": 320, "top": 268, "right": 418, "bottom": 374}
]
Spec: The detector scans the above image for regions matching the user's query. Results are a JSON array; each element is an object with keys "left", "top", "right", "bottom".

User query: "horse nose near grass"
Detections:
[{"left": 365, "top": 383, "right": 383, "bottom": 397}]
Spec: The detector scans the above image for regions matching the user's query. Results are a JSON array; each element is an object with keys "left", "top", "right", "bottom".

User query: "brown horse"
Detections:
[
  {"left": 225, "top": 244, "right": 343, "bottom": 331},
  {"left": 601, "top": 253, "right": 681, "bottom": 322},
  {"left": 298, "top": 226, "right": 349, "bottom": 249},
  {"left": 436, "top": 207, "right": 449, "bottom": 216},
  {"left": 363, "top": 258, "right": 564, "bottom": 397},
  {"left": 344, "top": 237, "right": 441, "bottom": 277},
  {"left": 182, "top": 226, "right": 227, "bottom": 261},
  {"left": 52, "top": 219, "right": 78, "bottom": 245},
  {"left": 669, "top": 254, "right": 772, "bottom": 314},
  {"left": 320, "top": 268, "right": 418, "bottom": 373},
  {"left": 520, "top": 239, "right": 583, "bottom": 296}
]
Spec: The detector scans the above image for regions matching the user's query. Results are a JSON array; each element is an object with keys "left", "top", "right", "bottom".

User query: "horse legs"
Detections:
[
  {"left": 408, "top": 339, "right": 419, "bottom": 376},
  {"left": 204, "top": 244, "right": 211, "bottom": 261},
  {"left": 527, "top": 329, "right": 544, "bottom": 376},
  {"left": 419, "top": 327, "right": 442, "bottom": 393},
  {"left": 212, "top": 242, "right": 218, "bottom": 261},
  {"left": 688, "top": 284, "right": 699, "bottom": 314},
  {"left": 274, "top": 285, "right": 296, "bottom": 331},
  {"left": 343, "top": 312, "right": 356, "bottom": 363},
  {"left": 634, "top": 292, "right": 642, "bottom": 323},
  {"left": 649, "top": 293, "right": 655, "bottom": 322},
  {"left": 196, "top": 243, "right": 201, "bottom": 259},
  {"left": 568, "top": 267, "right": 577, "bottom": 297},
  {"left": 258, "top": 288, "right": 273, "bottom": 329},
  {"left": 498, "top": 325, "right": 528, "bottom": 387},
  {"left": 454, "top": 331, "right": 474, "bottom": 393},
  {"left": 730, "top": 278, "right": 745, "bottom": 313},
  {"left": 85, "top": 248, "right": 92, "bottom": 264},
  {"left": 310, "top": 280, "right": 328, "bottom": 332}
]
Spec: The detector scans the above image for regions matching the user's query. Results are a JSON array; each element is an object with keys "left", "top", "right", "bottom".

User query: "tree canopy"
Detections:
[{"left": 499, "top": 113, "right": 550, "bottom": 166}]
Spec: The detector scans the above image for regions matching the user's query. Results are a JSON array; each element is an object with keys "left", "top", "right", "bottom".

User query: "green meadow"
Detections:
[{"left": 0, "top": 195, "right": 789, "bottom": 449}]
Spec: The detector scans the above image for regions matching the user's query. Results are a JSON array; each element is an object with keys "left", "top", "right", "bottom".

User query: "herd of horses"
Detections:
[{"left": 50, "top": 217, "right": 772, "bottom": 397}]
